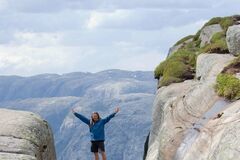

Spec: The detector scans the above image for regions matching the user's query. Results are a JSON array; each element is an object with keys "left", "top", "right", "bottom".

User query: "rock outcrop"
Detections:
[
  {"left": 145, "top": 54, "right": 235, "bottom": 160},
  {"left": 147, "top": 15, "right": 240, "bottom": 160},
  {"left": 196, "top": 54, "right": 235, "bottom": 81},
  {"left": 0, "top": 109, "right": 56, "bottom": 160},
  {"left": 200, "top": 24, "right": 223, "bottom": 47},
  {"left": 226, "top": 25, "right": 240, "bottom": 55}
]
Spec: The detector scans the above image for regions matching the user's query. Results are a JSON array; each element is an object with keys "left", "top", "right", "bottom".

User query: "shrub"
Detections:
[
  {"left": 201, "top": 31, "right": 229, "bottom": 53},
  {"left": 154, "top": 61, "right": 166, "bottom": 79},
  {"left": 204, "top": 17, "right": 222, "bottom": 26},
  {"left": 216, "top": 74, "right": 240, "bottom": 100},
  {"left": 202, "top": 40, "right": 228, "bottom": 53},
  {"left": 154, "top": 49, "right": 196, "bottom": 87}
]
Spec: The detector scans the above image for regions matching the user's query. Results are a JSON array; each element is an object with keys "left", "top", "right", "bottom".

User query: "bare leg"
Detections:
[
  {"left": 101, "top": 151, "right": 107, "bottom": 160},
  {"left": 93, "top": 152, "right": 99, "bottom": 160}
]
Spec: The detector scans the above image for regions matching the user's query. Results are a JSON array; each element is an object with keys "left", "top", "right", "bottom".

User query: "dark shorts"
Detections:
[{"left": 91, "top": 140, "right": 105, "bottom": 153}]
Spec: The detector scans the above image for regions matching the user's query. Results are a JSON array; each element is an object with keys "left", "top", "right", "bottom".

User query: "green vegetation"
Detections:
[
  {"left": 201, "top": 31, "right": 229, "bottom": 53},
  {"left": 231, "top": 55, "right": 240, "bottom": 66},
  {"left": 203, "top": 16, "right": 234, "bottom": 31},
  {"left": 200, "top": 19, "right": 232, "bottom": 54},
  {"left": 174, "top": 35, "right": 194, "bottom": 46},
  {"left": 220, "top": 17, "right": 234, "bottom": 32},
  {"left": 204, "top": 17, "right": 222, "bottom": 26},
  {"left": 193, "top": 16, "right": 234, "bottom": 43},
  {"left": 216, "top": 56, "right": 240, "bottom": 100},
  {"left": 201, "top": 17, "right": 234, "bottom": 53},
  {"left": 193, "top": 30, "right": 201, "bottom": 41},
  {"left": 211, "top": 31, "right": 226, "bottom": 43},
  {"left": 154, "top": 15, "right": 238, "bottom": 87},
  {"left": 216, "top": 74, "right": 240, "bottom": 100},
  {"left": 154, "top": 61, "right": 166, "bottom": 79},
  {"left": 154, "top": 49, "right": 196, "bottom": 87}
]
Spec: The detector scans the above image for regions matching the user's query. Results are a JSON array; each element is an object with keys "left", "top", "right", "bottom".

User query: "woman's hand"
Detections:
[{"left": 115, "top": 107, "right": 120, "bottom": 113}]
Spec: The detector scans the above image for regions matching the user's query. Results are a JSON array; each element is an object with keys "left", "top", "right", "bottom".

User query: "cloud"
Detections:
[
  {"left": 86, "top": 10, "right": 129, "bottom": 29},
  {"left": 1, "top": 0, "right": 239, "bottom": 35},
  {"left": 0, "top": 0, "right": 225, "bottom": 13},
  {"left": 84, "top": 5, "right": 239, "bottom": 31},
  {"left": 0, "top": 0, "right": 236, "bottom": 13},
  {"left": 0, "top": 45, "right": 81, "bottom": 76},
  {"left": 13, "top": 32, "right": 62, "bottom": 47},
  {"left": 0, "top": 0, "right": 240, "bottom": 76},
  {"left": 0, "top": 10, "right": 89, "bottom": 33},
  {"left": 0, "top": 19, "right": 204, "bottom": 76},
  {"left": 0, "top": 0, "right": 65, "bottom": 13}
]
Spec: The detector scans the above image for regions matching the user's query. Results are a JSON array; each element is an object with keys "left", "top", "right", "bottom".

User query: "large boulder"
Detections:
[
  {"left": 200, "top": 24, "right": 223, "bottom": 47},
  {"left": 145, "top": 54, "right": 234, "bottom": 160},
  {"left": 0, "top": 109, "right": 56, "bottom": 160},
  {"left": 226, "top": 25, "right": 240, "bottom": 55},
  {"left": 196, "top": 54, "right": 235, "bottom": 81}
]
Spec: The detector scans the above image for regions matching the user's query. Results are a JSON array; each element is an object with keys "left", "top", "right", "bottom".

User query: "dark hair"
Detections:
[{"left": 90, "top": 112, "right": 101, "bottom": 127}]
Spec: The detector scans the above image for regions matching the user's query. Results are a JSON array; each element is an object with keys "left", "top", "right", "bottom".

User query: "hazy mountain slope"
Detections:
[{"left": 0, "top": 70, "right": 156, "bottom": 160}]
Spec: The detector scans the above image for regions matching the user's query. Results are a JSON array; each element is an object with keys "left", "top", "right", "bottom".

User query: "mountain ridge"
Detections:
[{"left": 0, "top": 69, "right": 156, "bottom": 160}]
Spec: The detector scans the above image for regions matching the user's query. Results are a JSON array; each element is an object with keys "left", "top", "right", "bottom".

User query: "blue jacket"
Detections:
[{"left": 73, "top": 112, "right": 116, "bottom": 141}]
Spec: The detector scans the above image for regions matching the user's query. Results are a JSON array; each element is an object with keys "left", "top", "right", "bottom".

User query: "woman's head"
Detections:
[{"left": 91, "top": 112, "right": 101, "bottom": 122}]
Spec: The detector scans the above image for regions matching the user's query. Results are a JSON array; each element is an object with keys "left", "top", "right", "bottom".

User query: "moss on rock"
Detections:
[
  {"left": 201, "top": 31, "right": 229, "bottom": 53},
  {"left": 154, "top": 49, "right": 196, "bottom": 87},
  {"left": 216, "top": 73, "right": 240, "bottom": 100}
]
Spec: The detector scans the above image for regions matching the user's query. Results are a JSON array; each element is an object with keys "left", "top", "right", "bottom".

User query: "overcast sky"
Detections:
[{"left": 0, "top": 0, "right": 239, "bottom": 76}]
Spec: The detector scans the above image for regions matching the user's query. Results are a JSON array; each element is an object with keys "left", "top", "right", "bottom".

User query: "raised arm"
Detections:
[
  {"left": 102, "top": 107, "right": 120, "bottom": 124},
  {"left": 72, "top": 108, "right": 90, "bottom": 125}
]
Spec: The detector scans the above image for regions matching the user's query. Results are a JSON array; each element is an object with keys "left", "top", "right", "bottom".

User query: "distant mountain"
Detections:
[{"left": 0, "top": 69, "right": 156, "bottom": 160}]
